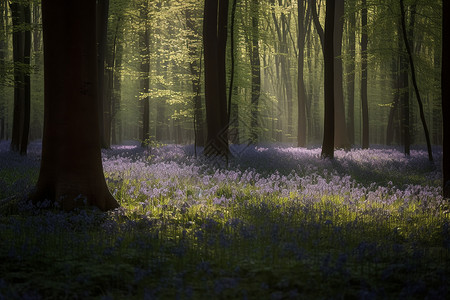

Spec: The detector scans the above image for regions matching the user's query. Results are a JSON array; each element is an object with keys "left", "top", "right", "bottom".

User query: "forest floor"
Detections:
[{"left": 0, "top": 141, "right": 449, "bottom": 299}]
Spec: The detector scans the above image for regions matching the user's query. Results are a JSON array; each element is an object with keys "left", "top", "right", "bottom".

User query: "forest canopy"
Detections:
[{"left": 0, "top": 0, "right": 443, "bottom": 153}]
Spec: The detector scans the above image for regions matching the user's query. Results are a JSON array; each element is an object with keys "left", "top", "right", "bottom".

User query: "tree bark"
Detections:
[
  {"left": 361, "top": 0, "right": 369, "bottom": 149},
  {"left": 333, "top": 0, "right": 349, "bottom": 149},
  {"left": 10, "top": 1, "right": 31, "bottom": 155},
  {"left": 0, "top": 1, "right": 6, "bottom": 141},
  {"left": 139, "top": 1, "right": 150, "bottom": 147},
  {"left": 297, "top": 0, "right": 307, "bottom": 147},
  {"left": 186, "top": 6, "right": 205, "bottom": 147},
  {"left": 33, "top": 0, "right": 119, "bottom": 211},
  {"left": 250, "top": 0, "right": 261, "bottom": 143},
  {"left": 203, "top": 0, "right": 229, "bottom": 158},
  {"left": 443, "top": 0, "right": 450, "bottom": 198},
  {"left": 346, "top": 1, "right": 356, "bottom": 145},
  {"left": 321, "top": 0, "right": 335, "bottom": 159},
  {"left": 399, "top": 0, "right": 433, "bottom": 161}
]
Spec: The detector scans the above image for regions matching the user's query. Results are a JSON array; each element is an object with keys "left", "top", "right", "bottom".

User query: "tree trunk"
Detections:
[
  {"left": 398, "top": 18, "right": 410, "bottom": 155},
  {"left": 10, "top": 1, "right": 31, "bottom": 155},
  {"left": 203, "top": 0, "right": 229, "bottom": 158},
  {"left": 399, "top": 0, "right": 433, "bottom": 161},
  {"left": 297, "top": 0, "right": 307, "bottom": 147},
  {"left": 443, "top": 0, "right": 450, "bottom": 198},
  {"left": 361, "top": 0, "right": 369, "bottom": 149},
  {"left": 386, "top": 59, "right": 401, "bottom": 146},
  {"left": 345, "top": 1, "right": 356, "bottom": 145},
  {"left": 0, "top": 1, "right": 7, "bottom": 140},
  {"left": 33, "top": 0, "right": 119, "bottom": 211},
  {"left": 250, "top": 0, "right": 261, "bottom": 143},
  {"left": 139, "top": 1, "right": 150, "bottom": 147},
  {"left": 321, "top": 0, "right": 335, "bottom": 159},
  {"left": 333, "top": 0, "right": 349, "bottom": 149},
  {"left": 185, "top": 6, "right": 205, "bottom": 147},
  {"left": 112, "top": 41, "right": 123, "bottom": 145}
]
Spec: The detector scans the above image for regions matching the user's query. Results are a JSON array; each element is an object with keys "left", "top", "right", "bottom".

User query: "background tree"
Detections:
[
  {"left": 9, "top": 0, "right": 31, "bottom": 155},
  {"left": 185, "top": 0, "right": 205, "bottom": 148},
  {"left": 400, "top": 0, "right": 432, "bottom": 161},
  {"left": 443, "top": 0, "right": 449, "bottom": 198},
  {"left": 139, "top": 0, "right": 150, "bottom": 147},
  {"left": 360, "top": 0, "right": 369, "bottom": 149},
  {"left": 0, "top": 1, "right": 7, "bottom": 140},
  {"left": 250, "top": 0, "right": 261, "bottom": 143},
  {"left": 33, "top": 0, "right": 119, "bottom": 211},
  {"left": 297, "top": 0, "right": 308, "bottom": 147}
]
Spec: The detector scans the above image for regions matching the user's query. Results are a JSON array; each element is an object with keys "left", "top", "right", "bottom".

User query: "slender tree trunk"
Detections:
[
  {"left": 346, "top": 1, "right": 356, "bottom": 145},
  {"left": 443, "top": 0, "right": 450, "bottom": 198},
  {"left": 10, "top": 1, "right": 31, "bottom": 155},
  {"left": 186, "top": 7, "right": 205, "bottom": 147},
  {"left": 398, "top": 17, "right": 410, "bottom": 155},
  {"left": 0, "top": 1, "right": 7, "bottom": 140},
  {"left": 333, "top": 0, "right": 349, "bottom": 149},
  {"left": 321, "top": 0, "right": 335, "bottom": 159},
  {"left": 361, "top": 0, "right": 369, "bottom": 149},
  {"left": 139, "top": 2, "right": 150, "bottom": 147},
  {"left": 399, "top": 0, "right": 433, "bottom": 161},
  {"left": 297, "top": 0, "right": 307, "bottom": 147},
  {"left": 33, "top": 0, "right": 119, "bottom": 211},
  {"left": 387, "top": 59, "right": 400, "bottom": 146},
  {"left": 250, "top": 0, "right": 261, "bottom": 143},
  {"left": 112, "top": 41, "right": 123, "bottom": 145}
]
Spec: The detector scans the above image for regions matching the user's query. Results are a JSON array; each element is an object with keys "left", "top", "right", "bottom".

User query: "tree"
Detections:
[
  {"left": 203, "top": 0, "right": 229, "bottom": 158},
  {"left": 32, "top": 0, "right": 119, "bottom": 211},
  {"left": 139, "top": 0, "right": 150, "bottom": 147},
  {"left": 250, "top": 0, "right": 261, "bottom": 143},
  {"left": 399, "top": 0, "right": 433, "bottom": 161},
  {"left": 297, "top": 0, "right": 308, "bottom": 147},
  {"left": 361, "top": 0, "right": 369, "bottom": 149},
  {"left": 9, "top": 0, "right": 31, "bottom": 155},
  {"left": 185, "top": 2, "right": 205, "bottom": 147},
  {"left": 333, "top": 0, "right": 350, "bottom": 149},
  {"left": 0, "top": 1, "right": 7, "bottom": 140},
  {"left": 316, "top": 0, "right": 335, "bottom": 159},
  {"left": 312, "top": 0, "right": 348, "bottom": 150},
  {"left": 345, "top": 0, "right": 356, "bottom": 145},
  {"left": 442, "top": 0, "right": 449, "bottom": 198}
]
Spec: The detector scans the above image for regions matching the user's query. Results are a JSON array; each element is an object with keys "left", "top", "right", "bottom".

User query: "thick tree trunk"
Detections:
[
  {"left": 203, "top": 0, "right": 229, "bottom": 158},
  {"left": 33, "top": 0, "right": 119, "bottom": 211},
  {"left": 321, "top": 0, "right": 335, "bottom": 159},
  {"left": 361, "top": 0, "right": 369, "bottom": 149}
]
